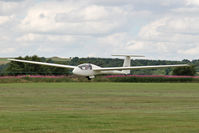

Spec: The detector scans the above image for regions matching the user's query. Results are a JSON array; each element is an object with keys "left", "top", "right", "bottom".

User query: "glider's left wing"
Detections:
[
  {"left": 8, "top": 59, "right": 76, "bottom": 69},
  {"left": 93, "top": 64, "right": 189, "bottom": 71}
]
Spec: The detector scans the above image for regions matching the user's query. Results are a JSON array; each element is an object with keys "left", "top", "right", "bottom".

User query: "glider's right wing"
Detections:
[
  {"left": 8, "top": 59, "right": 76, "bottom": 69},
  {"left": 93, "top": 64, "right": 189, "bottom": 71}
]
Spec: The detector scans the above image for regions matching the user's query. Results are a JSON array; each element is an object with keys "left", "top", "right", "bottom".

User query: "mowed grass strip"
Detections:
[{"left": 0, "top": 83, "right": 199, "bottom": 133}]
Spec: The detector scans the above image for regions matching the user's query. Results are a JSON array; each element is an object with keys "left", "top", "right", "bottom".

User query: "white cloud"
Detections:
[
  {"left": 0, "top": 35, "right": 8, "bottom": 41},
  {"left": 16, "top": 33, "right": 75, "bottom": 43},
  {"left": 126, "top": 14, "right": 199, "bottom": 59},
  {"left": 173, "top": 7, "right": 199, "bottom": 13},
  {"left": 0, "top": 47, "right": 16, "bottom": 54},
  {"left": 19, "top": 1, "right": 128, "bottom": 35},
  {"left": 37, "top": 47, "right": 55, "bottom": 53},
  {"left": 126, "top": 40, "right": 144, "bottom": 51},
  {"left": 98, "top": 33, "right": 129, "bottom": 46},
  {"left": 178, "top": 46, "right": 199, "bottom": 55},
  {"left": 0, "top": 1, "right": 19, "bottom": 15},
  {"left": 139, "top": 16, "right": 199, "bottom": 41},
  {"left": 186, "top": 0, "right": 199, "bottom": 6},
  {"left": 0, "top": 15, "right": 14, "bottom": 25},
  {"left": 0, "top": 0, "right": 198, "bottom": 60},
  {"left": 16, "top": 33, "right": 42, "bottom": 42},
  {"left": 47, "top": 35, "right": 75, "bottom": 42}
]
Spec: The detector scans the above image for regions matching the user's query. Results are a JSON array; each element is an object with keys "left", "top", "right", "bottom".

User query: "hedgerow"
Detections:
[{"left": 0, "top": 75, "right": 199, "bottom": 83}]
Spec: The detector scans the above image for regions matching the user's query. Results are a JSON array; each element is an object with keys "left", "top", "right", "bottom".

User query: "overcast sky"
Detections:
[{"left": 0, "top": 0, "right": 199, "bottom": 60}]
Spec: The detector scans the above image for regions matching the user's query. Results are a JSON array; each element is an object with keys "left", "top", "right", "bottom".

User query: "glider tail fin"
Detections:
[
  {"left": 122, "top": 56, "right": 131, "bottom": 74},
  {"left": 112, "top": 54, "right": 145, "bottom": 74}
]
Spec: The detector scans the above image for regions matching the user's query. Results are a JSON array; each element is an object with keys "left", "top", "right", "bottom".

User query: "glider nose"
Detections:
[{"left": 72, "top": 67, "right": 79, "bottom": 75}]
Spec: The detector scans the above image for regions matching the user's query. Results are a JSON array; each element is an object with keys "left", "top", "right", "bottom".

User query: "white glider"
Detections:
[{"left": 8, "top": 55, "right": 189, "bottom": 80}]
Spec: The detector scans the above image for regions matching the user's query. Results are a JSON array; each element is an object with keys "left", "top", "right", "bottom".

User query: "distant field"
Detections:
[
  {"left": 0, "top": 57, "right": 69, "bottom": 65},
  {"left": 0, "top": 58, "right": 8, "bottom": 61},
  {"left": 0, "top": 58, "right": 9, "bottom": 65},
  {"left": 48, "top": 57, "right": 70, "bottom": 62},
  {"left": 0, "top": 83, "right": 199, "bottom": 133}
]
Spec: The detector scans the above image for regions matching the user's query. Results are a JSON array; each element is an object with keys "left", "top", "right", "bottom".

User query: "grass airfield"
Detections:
[{"left": 0, "top": 83, "right": 199, "bottom": 133}]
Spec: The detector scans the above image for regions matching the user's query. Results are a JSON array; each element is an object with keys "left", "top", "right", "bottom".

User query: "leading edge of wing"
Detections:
[
  {"left": 8, "top": 59, "right": 76, "bottom": 69},
  {"left": 93, "top": 64, "right": 189, "bottom": 71}
]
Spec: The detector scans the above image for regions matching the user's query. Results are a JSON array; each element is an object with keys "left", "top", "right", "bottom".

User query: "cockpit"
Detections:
[{"left": 78, "top": 64, "right": 92, "bottom": 70}]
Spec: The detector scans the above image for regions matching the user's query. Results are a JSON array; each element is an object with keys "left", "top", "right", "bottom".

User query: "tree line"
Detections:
[
  {"left": 1, "top": 55, "right": 69, "bottom": 76},
  {"left": 0, "top": 55, "right": 198, "bottom": 76}
]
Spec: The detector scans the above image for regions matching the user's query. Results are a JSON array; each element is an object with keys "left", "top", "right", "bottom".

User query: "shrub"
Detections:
[{"left": 172, "top": 65, "right": 196, "bottom": 76}]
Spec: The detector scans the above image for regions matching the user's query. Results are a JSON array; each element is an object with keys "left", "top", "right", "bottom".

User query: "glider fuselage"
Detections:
[{"left": 72, "top": 63, "right": 125, "bottom": 77}]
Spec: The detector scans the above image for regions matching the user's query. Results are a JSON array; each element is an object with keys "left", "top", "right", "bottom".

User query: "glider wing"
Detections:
[
  {"left": 8, "top": 59, "right": 76, "bottom": 69},
  {"left": 93, "top": 64, "right": 189, "bottom": 71}
]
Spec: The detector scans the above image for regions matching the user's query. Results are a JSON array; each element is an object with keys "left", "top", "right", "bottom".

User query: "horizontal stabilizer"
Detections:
[{"left": 112, "top": 54, "right": 145, "bottom": 57}]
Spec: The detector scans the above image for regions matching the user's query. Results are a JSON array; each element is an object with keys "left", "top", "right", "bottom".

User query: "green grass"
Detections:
[{"left": 0, "top": 83, "right": 199, "bottom": 133}]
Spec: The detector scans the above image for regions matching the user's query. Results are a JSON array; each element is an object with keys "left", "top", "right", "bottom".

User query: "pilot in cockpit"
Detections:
[{"left": 78, "top": 64, "right": 92, "bottom": 70}]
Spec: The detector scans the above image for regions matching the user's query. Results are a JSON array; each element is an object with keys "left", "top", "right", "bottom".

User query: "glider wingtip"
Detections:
[{"left": 8, "top": 58, "right": 14, "bottom": 61}]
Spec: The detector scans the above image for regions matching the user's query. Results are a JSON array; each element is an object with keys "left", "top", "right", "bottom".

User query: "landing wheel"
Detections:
[
  {"left": 86, "top": 76, "right": 92, "bottom": 80},
  {"left": 86, "top": 76, "right": 95, "bottom": 80}
]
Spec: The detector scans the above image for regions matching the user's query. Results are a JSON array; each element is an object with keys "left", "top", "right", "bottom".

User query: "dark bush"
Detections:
[{"left": 172, "top": 66, "right": 196, "bottom": 76}]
